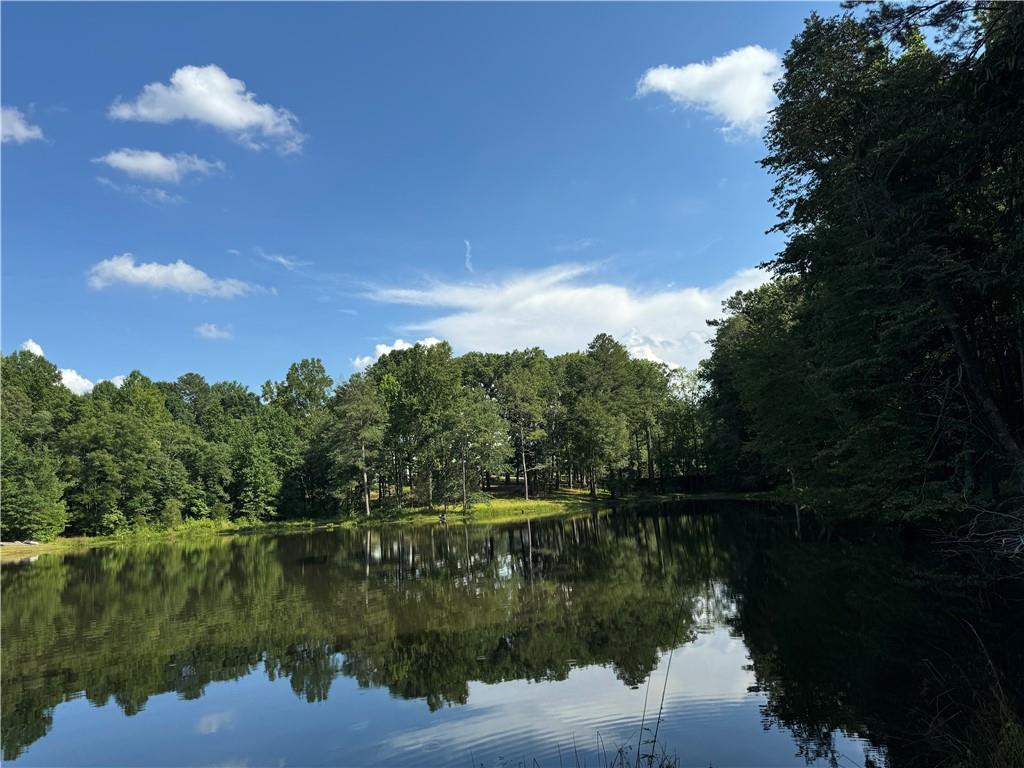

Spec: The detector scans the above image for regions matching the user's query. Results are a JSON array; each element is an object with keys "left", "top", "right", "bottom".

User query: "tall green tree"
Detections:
[
  {"left": 447, "top": 387, "right": 511, "bottom": 511},
  {"left": 495, "top": 351, "right": 550, "bottom": 500},
  {"left": 0, "top": 351, "right": 72, "bottom": 540},
  {"left": 1, "top": 430, "right": 67, "bottom": 541},
  {"left": 229, "top": 421, "right": 280, "bottom": 521},
  {"left": 699, "top": 2, "right": 1024, "bottom": 532},
  {"left": 329, "top": 374, "right": 386, "bottom": 516}
]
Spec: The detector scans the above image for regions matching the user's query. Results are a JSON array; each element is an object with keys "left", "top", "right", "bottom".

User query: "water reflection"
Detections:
[{"left": 2, "top": 502, "right": 1019, "bottom": 767}]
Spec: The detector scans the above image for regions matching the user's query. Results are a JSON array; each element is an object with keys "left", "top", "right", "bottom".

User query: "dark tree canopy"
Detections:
[{"left": 701, "top": 1, "right": 1023, "bottom": 540}]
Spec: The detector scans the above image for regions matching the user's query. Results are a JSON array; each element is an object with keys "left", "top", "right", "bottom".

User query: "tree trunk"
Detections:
[
  {"left": 932, "top": 284, "right": 1024, "bottom": 468},
  {"left": 361, "top": 443, "right": 370, "bottom": 518},
  {"left": 520, "top": 424, "right": 530, "bottom": 500},
  {"left": 789, "top": 468, "right": 801, "bottom": 537},
  {"left": 657, "top": 436, "right": 666, "bottom": 492},
  {"left": 394, "top": 454, "right": 402, "bottom": 509},
  {"left": 646, "top": 426, "right": 655, "bottom": 482},
  {"left": 462, "top": 454, "right": 468, "bottom": 513},
  {"left": 427, "top": 467, "right": 433, "bottom": 510}
]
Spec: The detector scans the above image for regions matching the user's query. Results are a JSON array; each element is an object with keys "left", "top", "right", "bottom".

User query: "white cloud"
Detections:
[
  {"left": 88, "top": 253, "right": 254, "bottom": 298},
  {"left": 96, "top": 176, "right": 185, "bottom": 206},
  {"left": 109, "top": 65, "right": 305, "bottom": 153},
  {"left": 365, "top": 263, "right": 768, "bottom": 370},
  {"left": 1, "top": 106, "right": 44, "bottom": 143},
  {"left": 58, "top": 370, "right": 124, "bottom": 396},
  {"left": 19, "top": 339, "right": 123, "bottom": 394},
  {"left": 353, "top": 337, "right": 442, "bottom": 370},
  {"left": 59, "top": 368, "right": 95, "bottom": 396},
  {"left": 93, "top": 149, "right": 223, "bottom": 183},
  {"left": 464, "top": 240, "right": 474, "bottom": 273},
  {"left": 195, "top": 322, "right": 233, "bottom": 340},
  {"left": 20, "top": 338, "right": 45, "bottom": 356},
  {"left": 196, "top": 711, "right": 236, "bottom": 735},
  {"left": 255, "top": 246, "right": 309, "bottom": 271},
  {"left": 637, "top": 45, "right": 782, "bottom": 137}
]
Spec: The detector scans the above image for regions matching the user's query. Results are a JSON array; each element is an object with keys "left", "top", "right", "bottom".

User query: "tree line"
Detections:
[
  {"left": 700, "top": 2, "right": 1023, "bottom": 544},
  {"left": 1, "top": 333, "right": 706, "bottom": 541}
]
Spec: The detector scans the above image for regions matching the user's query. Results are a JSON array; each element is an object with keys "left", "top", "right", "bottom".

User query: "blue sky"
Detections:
[{"left": 2, "top": 2, "right": 832, "bottom": 393}]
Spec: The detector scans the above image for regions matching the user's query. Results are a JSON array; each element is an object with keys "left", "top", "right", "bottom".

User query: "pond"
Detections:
[{"left": 1, "top": 501, "right": 1019, "bottom": 767}]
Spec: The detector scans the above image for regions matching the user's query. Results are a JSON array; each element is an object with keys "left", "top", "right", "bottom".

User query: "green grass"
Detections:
[
  {"left": 0, "top": 488, "right": 779, "bottom": 563},
  {"left": 345, "top": 493, "right": 602, "bottom": 528},
  {"left": 0, "top": 518, "right": 246, "bottom": 563},
  {"left": 0, "top": 494, "right": 604, "bottom": 563}
]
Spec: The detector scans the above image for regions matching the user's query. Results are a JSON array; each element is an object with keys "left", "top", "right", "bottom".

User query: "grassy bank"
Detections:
[
  {"left": 0, "top": 519, "right": 248, "bottom": 563},
  {"left": 0, "top": 494, "right": 598, "bottom": 562},
  {"left": 0, "top": 489, "right": 779, "bottom": 563},
  {"left": 340, "top": 492, "right": 600, "bottom": 528}
]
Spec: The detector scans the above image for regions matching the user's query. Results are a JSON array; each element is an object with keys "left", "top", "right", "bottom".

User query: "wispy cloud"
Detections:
[
  {"left": 255, "top": 246, "right": 310, "bottom": 271},
  {"left": 96, "top": 176, "right": 185, "bottom": 206},
  {"left": 109, "top": 65, "right": 305, "bottom": 154},
  {"left": 637, "top": 45, "right": 781, "bottom": 138},
  {"left": 88, "top": 253, "right": 254, "bottom": 298},
  {"left": 552, "top": 238, "right": 595, "bottom": 254},
  {"left": 366, "top": 262, "right": 768, "bottom": 369},
  {"left": 463, "top": 240, "right": 474, "bottom": 273},
  {"left": 93, "top": 149, "right": 223, "bottom": 183},
  {"left": 195, "top": 322, "right": 233, "bottom": 340},
  {"left": 1, "top": 106, "right": 44, "bottom": 143}
]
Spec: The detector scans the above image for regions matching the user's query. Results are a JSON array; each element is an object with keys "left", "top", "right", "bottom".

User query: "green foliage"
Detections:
[
  {"left": 0, "top": 436, "right": 67, "bottom": 541},
  {"left": 1, "top": 352, "right": 71, "bottom": 541},
  {"left": 3, "top": 334, "right": 706, "bottom": 539},
  {"left": 327, "top": 373, "right": 386, "bottom": 513},
  {"left": 701, "top": 2, "right": 1024, "bottom": 528},
  {"left": 229, "top": 423, "right": 281, "bottom": 521}
]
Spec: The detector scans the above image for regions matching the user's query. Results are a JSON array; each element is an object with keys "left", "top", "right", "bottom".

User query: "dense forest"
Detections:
[
  {"left": 2, "top": 2, "right": 1022, "bottom": 553},
  {"left": 702, "top": 1, "right": 1023, "bottom": 552},
  {"left": 1, "top": 333, "right": 707, "bottom": 541}
]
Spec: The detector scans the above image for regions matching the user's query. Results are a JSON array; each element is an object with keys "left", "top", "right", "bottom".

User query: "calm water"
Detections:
[{"left": 2, "top": 502, "right": 1019, "bottom": 767}]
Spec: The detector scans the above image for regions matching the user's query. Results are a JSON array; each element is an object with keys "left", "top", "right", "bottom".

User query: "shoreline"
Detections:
[{"left": 0, "top": 490, "right": 781, "bottom": 564}]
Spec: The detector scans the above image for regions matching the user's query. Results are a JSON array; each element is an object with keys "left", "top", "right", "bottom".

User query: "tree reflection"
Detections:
[{"left": 2, "top": 504, "right": 1020, "bottom": 767}]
